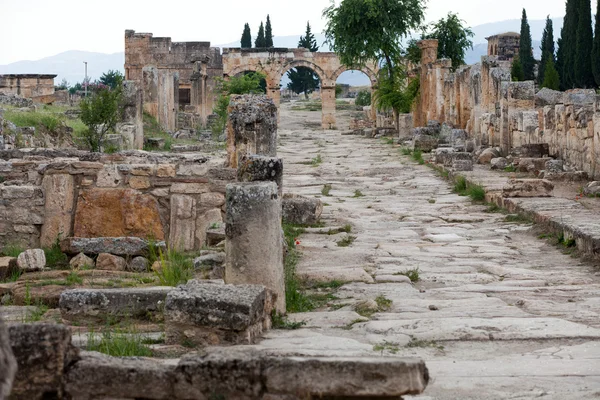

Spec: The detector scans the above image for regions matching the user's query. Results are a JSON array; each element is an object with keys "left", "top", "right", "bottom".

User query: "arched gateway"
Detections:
[
  {"left": 223, "top": 48, "right": 379, "bottom": 128},
  {"left": 124, "top": 31, "right": 379, "bottom": 130}
]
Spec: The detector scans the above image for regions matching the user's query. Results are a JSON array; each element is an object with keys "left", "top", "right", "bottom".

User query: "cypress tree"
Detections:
[
  {"left": 518, "top": 9, "right": 535, "bottom": 81},
  {"left": 265, "top": 15, "right": 274, "bottom": 47},
  {"left": 241, "top": 23, "right": 252, "bottom": 48},
  {"left": 539, "top": 16, "right": 555, "bottom": 85},
  {"left": 542, "top": 59, "right": 561, "bottom": 90},
  {"left": 511, "top": 57, "right": 525, "bottom": 81},
  {"left": 255, "top": 22, "right": 266, "bottom": 48},
  {"left": 288, "top": 22, "right": 320, "bottom": 99},
  {"left": 591, "top": 0, "right": 600, "bottom": 86},
  {"left": 575, "top": 0, "right": 595, "bottom": 87},
  {"left": 559, "top": 0, "right": 579, "bottom": 89}
]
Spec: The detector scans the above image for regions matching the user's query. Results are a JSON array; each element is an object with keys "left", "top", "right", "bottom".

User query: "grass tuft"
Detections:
[
  {"left": 336, "top": 235, "right": 356, "bottom": 247},
  {"left": 153, "top": 248, "right": 193, "bottom": 287},
  {"left": 1, "top": 244, "right": 24, "bottom": 258},
  {"left": 272, "top": 312, "right": 306, "bottom": 330},
  {"left": 86, "top": 328, "right": 153, "bottom": 357},
  {"left": 412, "top": 150, "right": 425, "bottom": 165},
  {"left": 43, "top": 238, "right": 68, "bottom": 269},
  {"left": 353, "top": 189, "right": 365, "bottom": 198},
  {"left": 321, "top": 184, "right": 332, "bottom": 197},
  {"left": 395, "top": 268, "right": 420, "bottom": 283}
]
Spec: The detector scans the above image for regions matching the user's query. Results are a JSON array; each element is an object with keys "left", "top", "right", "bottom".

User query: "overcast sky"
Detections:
[{"left": 0, "top": 0, "right": 594, "bottom": 65}]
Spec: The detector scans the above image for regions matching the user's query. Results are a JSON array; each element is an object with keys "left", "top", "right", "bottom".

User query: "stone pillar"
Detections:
[
  {"left": 226, "top": 95, "right": 278, "bottom": 169},
  {"left": 157, "top": 70, "right": 179, "bottom": 133},
  {"left": 40, "top": 174, "right": 75, "bottom": 247},
  {"left": 116, "top": 80, "right": 144, "bottom": 150},
  {"left": 321, "top": 85, "right": 337, "bottom": 129},
  {"left": 225, "top": 182, "right": 285, "bottom": 313},
  {"left": 417, "top": 40, "right": 439, "bottom": 126},
  {"left": 237, "top": 154, "right": 283, "bottom": 196},
  {"left": 142, "top": 66, "right": 158, "bottom": 118}
]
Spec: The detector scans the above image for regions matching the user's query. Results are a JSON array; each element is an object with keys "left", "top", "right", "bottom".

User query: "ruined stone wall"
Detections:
[
  {"left": 0, "top": 75, "right": 56, "bottom": 100},
  {"left": 0, "top": 150, "right": 235, "bottom": 251},
  {"left": 414, "top": 41, "right": 600, "bottom": 179},
  {"left": 124, "top": 30, "right": 223, "bottom": 130}
]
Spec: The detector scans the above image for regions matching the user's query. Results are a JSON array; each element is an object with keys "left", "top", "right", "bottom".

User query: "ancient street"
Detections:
[{"left": 250, "top": 103, "right": 600, "bottom": 399}]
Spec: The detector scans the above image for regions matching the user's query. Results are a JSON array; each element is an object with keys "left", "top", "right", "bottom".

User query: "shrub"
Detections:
[
  {"left": 80, "top": 85, "right": 123, "bottom": 152},
  {"left": 86, "top": 328, "right": 152, "bottom": 357},
  {"left": 355, "top": 90, "right": 371, "bottom": 106}
]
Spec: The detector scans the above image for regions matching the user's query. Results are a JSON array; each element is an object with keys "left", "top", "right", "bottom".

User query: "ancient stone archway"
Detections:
[{"left": 222, "top": 48, "right": 379, "bottom": 129}]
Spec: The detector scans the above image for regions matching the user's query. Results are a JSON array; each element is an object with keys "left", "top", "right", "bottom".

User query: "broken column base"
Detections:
[{"left": 164, "top": 280, "right": 275, "bottom": 347}]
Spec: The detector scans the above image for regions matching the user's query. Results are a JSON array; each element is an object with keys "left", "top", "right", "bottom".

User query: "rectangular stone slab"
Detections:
[
  {"left": 60, "top": 237, "right": 166, "bottom": 256},
  {"left": 59, "top": 287, "right": 172, "bottom": 323},
  {"left": 65, "top": 349, "right": 428, "bottom": 399}
]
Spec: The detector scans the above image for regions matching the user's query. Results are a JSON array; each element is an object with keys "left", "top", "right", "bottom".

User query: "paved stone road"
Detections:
[{"left": 251, "top": 105, "right": 600, "bottom": 399}]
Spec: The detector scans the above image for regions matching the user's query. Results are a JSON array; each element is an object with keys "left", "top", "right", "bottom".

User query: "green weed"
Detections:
[
  {"left": 65, "top": 271, "right": 83, "bottom": 286},
  {"left": 375, "top": 295, "right": 393, "bottom": 311},
  {"left": 1, "top": 244, "right": 24, "bottom": 258},
  {"left": 353, "top": 189, "right": 365, "bottom": 198},
  {"left": 282, "top": 223, "right": 313, "bottom": 313},
  {"left": 412, "top": 150, "right": 425, "bottom": 165},
  {"left": 153, "top": 248, "right": 193, "bottom": 287},
  {"left": 395, "top": 268, "right": 420, "bottom": 283},
  {"left": 321, "top": 184, "right": 332, "bottom": 196},
  {"left": 453, "top": 176, "right": 468, "bottom": 195},
  {"left": 373, "top": 340, "right": 400, "bottom": 354},
  {"left": 467, "top": 184, "right": 486, "bottom": 202},
  {"left": 400, "top": 147, "right": 412, "bottom": 156},
  {"left": 43, "top": 238, "right": 68, "bottom": 269},
  {"left": 337, "top": 235, "right": 356, "bottom": 247},
  {"left": 271, "top": 312, "right": 306, "bottom": 330},
  {"left": 86, "top": 328, "right": 153, "bottom": 357}
]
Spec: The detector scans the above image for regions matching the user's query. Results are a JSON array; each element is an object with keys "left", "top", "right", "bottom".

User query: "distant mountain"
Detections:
[{"left": 0, "top": 17, "right": 563, "bottom": 88}]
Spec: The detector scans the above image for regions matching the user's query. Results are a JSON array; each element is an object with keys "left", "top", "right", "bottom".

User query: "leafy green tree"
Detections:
[
  {"left": 241, "top": 23, "right": 252, "bottom": 48},
  {"left": 323, "top": 0, "right": 425, "bottom": 81},
  {"left": 518, "top": 9, "right": 535, "bottom": 81},
  {"left": 56, "top": 78, "right": 69, "bottom": 91},
  {"left": 538, "top": 16, "right": 555, "bottom": 85},
  {"left": 372, "top": 67, "right": 419, "bottom": 114},
  {"left": 323, "top": 0, "right": 425, "bottom": 124},
  {"left": 80, "top": 86, "right": 122, "bottom": 152},
  {"left": 557, "top": 0, "right": 579, "bottom": 89},
  {"left": 574, "top": 0, "right": 595, "bottom": 88},
  {"left": 403, "top": 38, "right": 422, "bottom": 65},
  {"left": 425, "top": 13, "right": 473, "bottom": 71},
  {"left": 99, "top": 70, "right": 124, "bottom": 90},
  {"left": 255, "top": 22, "right": 266, "bottom": 48},
  {"left": 265, "top": 15, "right": 274, "bottom": 47},
  {"left": 355, "top": 90, "right": 372, "bottom": 106},
  {"left": 593, "top": 0, "right": 600, "bottom": 86},
  {"left": 541, "top": 59, "right": 560, "bottom": 90},
  {"left": 212, "top": 72, "right": 267, "bottom": 135},
  {"left": 511, "top": 57, "right": 525, "bottom": 81},
  {"left": 287, "top": 22, "right": 320, "bottom": 98}
]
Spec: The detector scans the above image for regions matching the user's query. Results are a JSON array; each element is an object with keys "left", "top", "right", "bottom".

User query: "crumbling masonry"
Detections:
[{"left": 413, "top": 39, "right": 600, "bottom": 180}]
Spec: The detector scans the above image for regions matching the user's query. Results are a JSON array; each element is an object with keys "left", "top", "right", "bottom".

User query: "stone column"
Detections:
[
  {"left": 237, "top": 154, "right": 283, "bottom": 196},
  {"left": 417, "top": 40, "right": 439, "bottom": 125},
  {"left": 40, "top": 174, "right": 75, "bottom": 247},
  {"left": 225, "top": 182, "right": 285, "bottom": 313},
  {"left": 157, "top": 70, "right": 179, "bottom": 132},
  {"left": 116, "top": 80, "right": 144, "bottom": 150},
  {"left": 226, "top": 95, "right": 278, "bottom": 168},
  {"left": 321, "top": 85, "right": 337, "bottom": 129},
  {"left": 142, "top": 66, "right": 158, "bottom": 118}
]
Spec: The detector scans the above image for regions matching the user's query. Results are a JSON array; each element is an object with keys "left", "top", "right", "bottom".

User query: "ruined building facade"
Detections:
[
  {"left": 0, "top": 74, "right": 58, "bottom": 103},
  {"left": 124, "top": 30, "right": 223, "bottom": 132},
  {"left": 414, "top": 39, "right": 600, "bottom": 180},
  {"left": 486, "top": 32, "right": 520, "bottom": 61},
  {"left": 124, "top": 30, "right": 379, "bottom": 131}
]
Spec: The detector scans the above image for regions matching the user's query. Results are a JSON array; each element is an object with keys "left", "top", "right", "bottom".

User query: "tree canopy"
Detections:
[
  {"left": 538, "top": 16, "right": 555, "bottom": 85},
  {"left": 241, "top": 23, "right": 252, "bottom": 48},
  {"left": 593, "top": 0, "right": 600, "bottom": 86},
  {"left": 265, "top": 15, "right": 273, "bottom": 47},
  {"left": 99, "top": 70, "right": 124, "bottom": 90},
  {"left": 518, "top": 9, "right": 535, "bottom": 81},
  {"left": 287, "top": 22, "right": 320, "bottom": 98},
  {"left": 557, "top": 0, "right": 579, "bottom": 89},
  {"left": 255, "top": 22, "right": 266, "bottom": 48},
  {"left": 424, "top": 12, "right": 473, "bottom": 71},
  {"left": 574, "top": 0, "right": 595, "bottom": 88},
  {"left": 323, "top": 0, "right": 425, "bottom": 75}
]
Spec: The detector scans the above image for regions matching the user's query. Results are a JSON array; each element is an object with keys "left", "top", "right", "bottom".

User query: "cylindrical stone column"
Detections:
[
  {"left": 237, "top": 154, "right": 283, "bottom": 196},
  {"left": 225, "top": 182, "right": 285, "bottom": 313}
]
